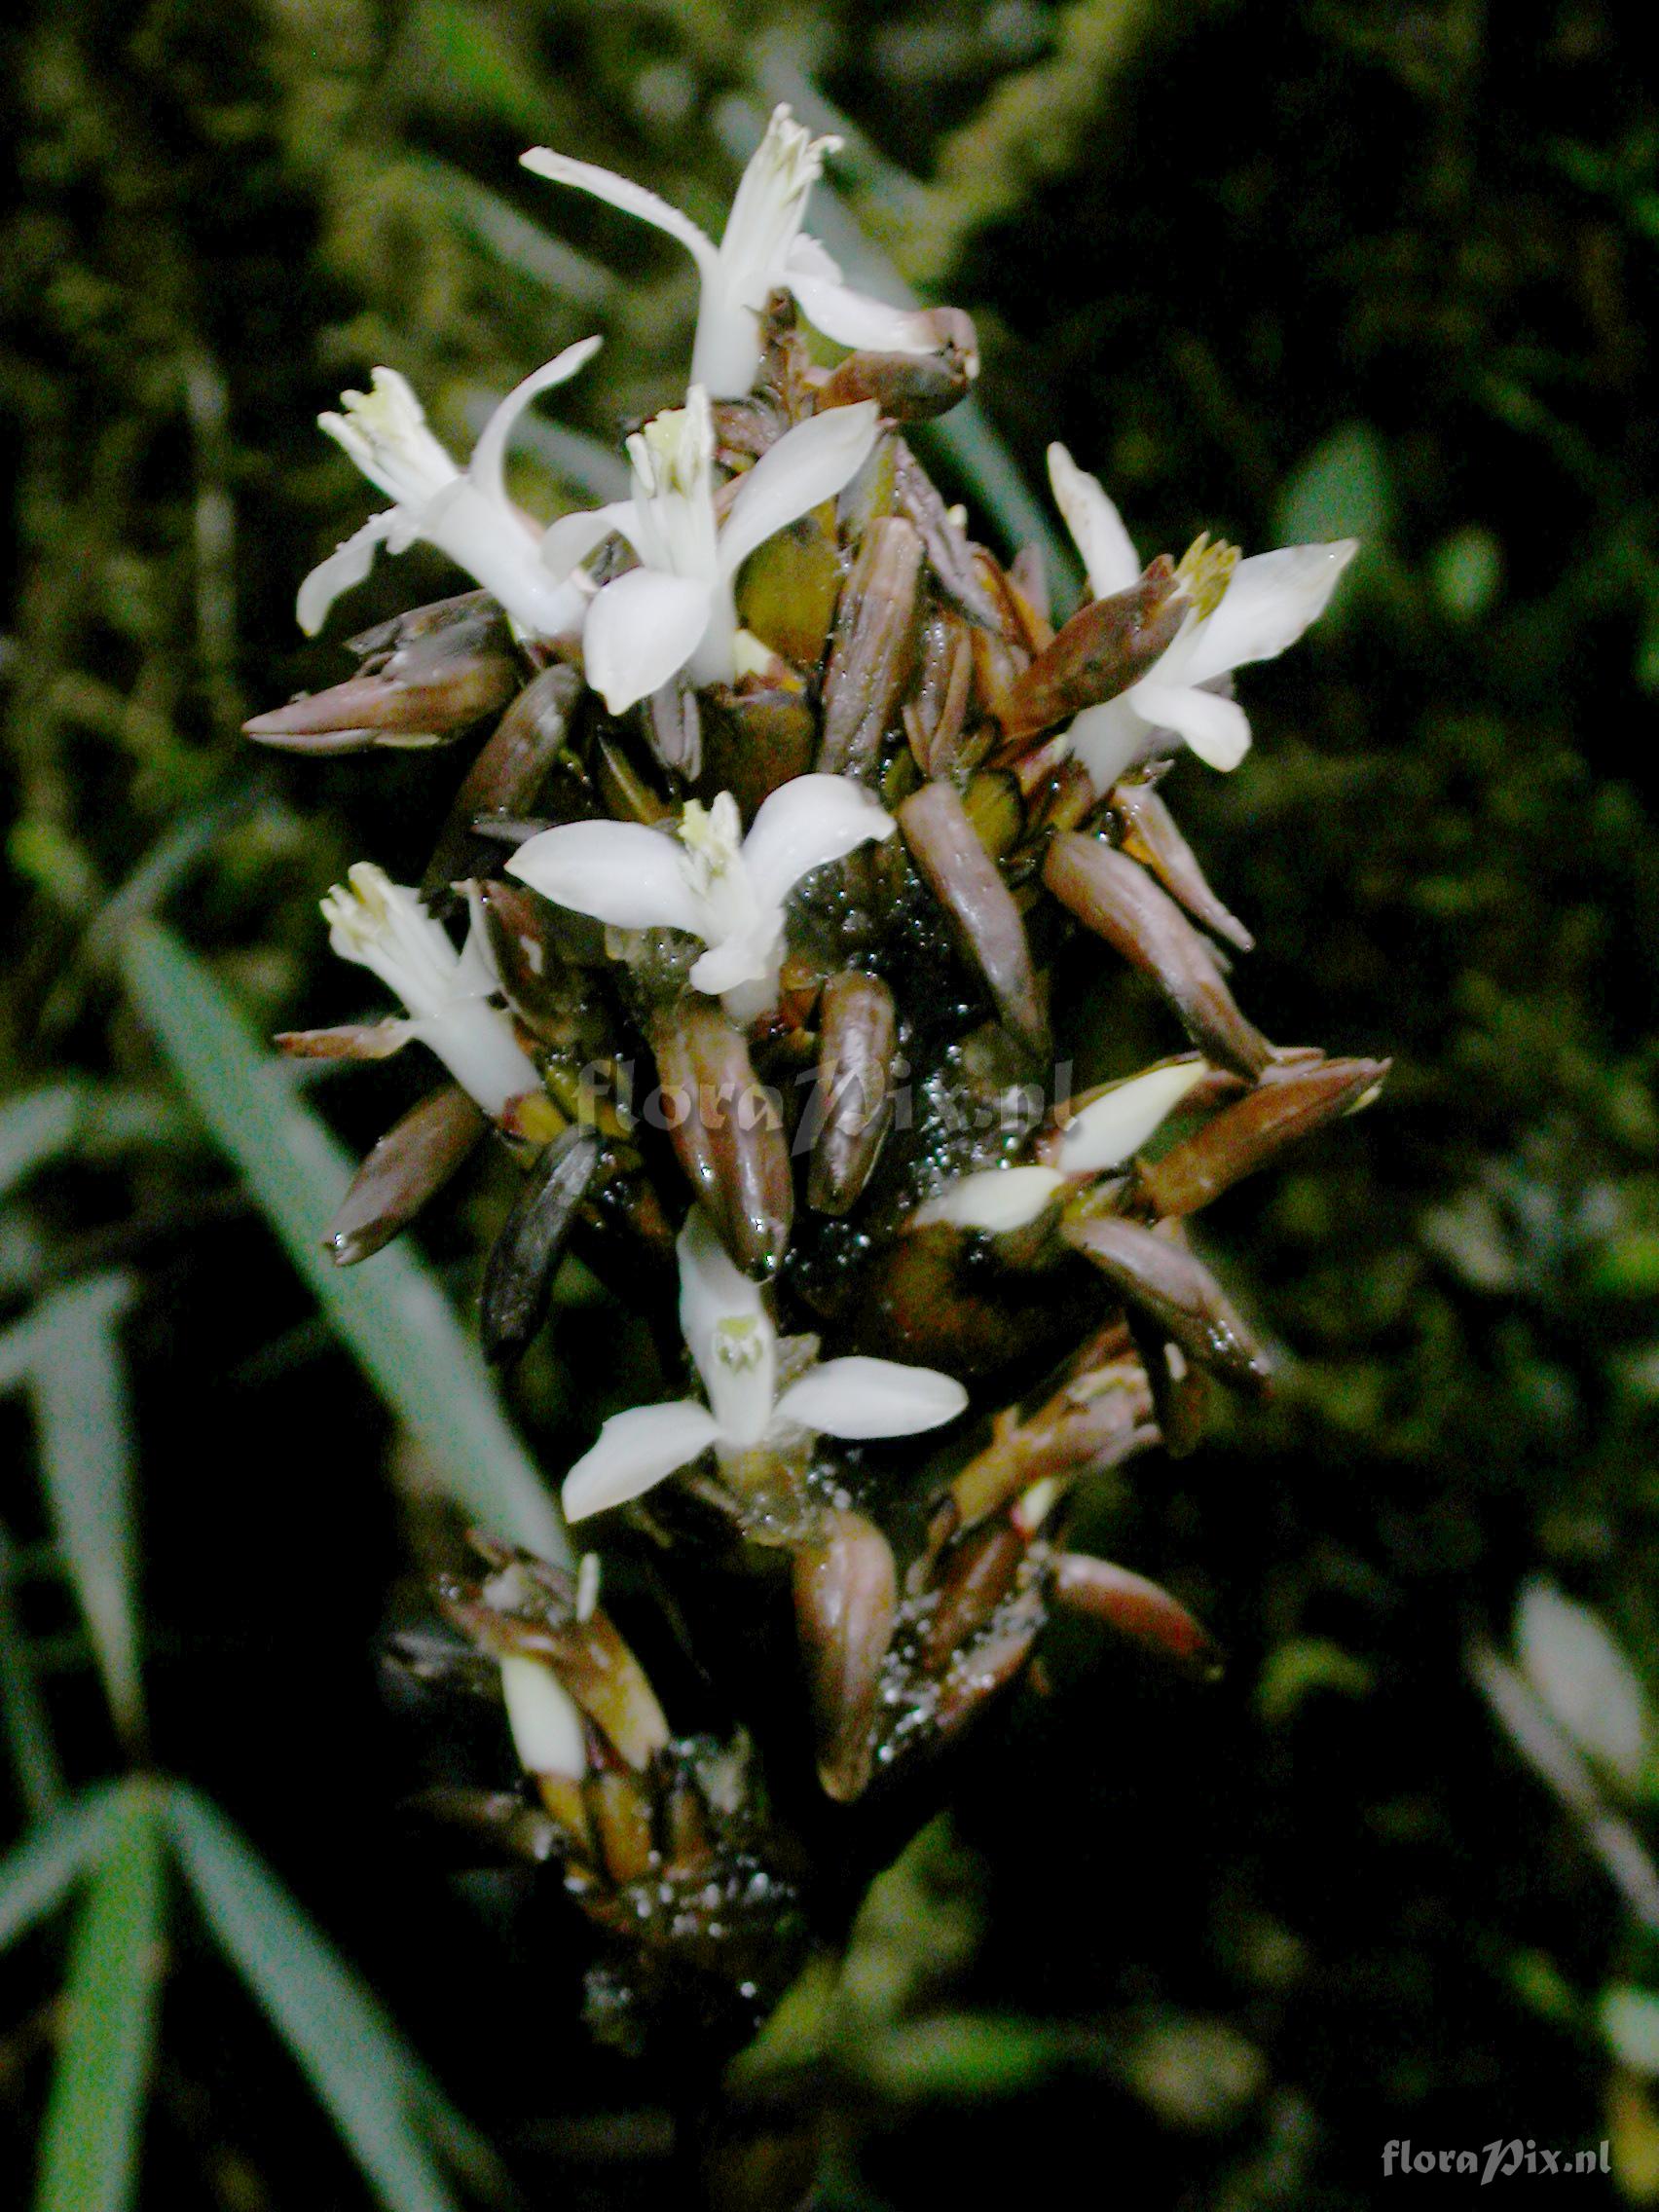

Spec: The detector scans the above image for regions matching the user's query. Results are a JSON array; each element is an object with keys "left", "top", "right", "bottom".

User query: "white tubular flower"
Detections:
[
  {"left": 1047, "top": 442, "right": 1358, "bottom": 792},
  {"left": 562, "top": 1207, "right": 968, "bottom": 1522},
  {"left": 299, "top": 337, "right": 602, "bottom": 640},
  {"left": 320, "top": 863, "right": 542, "bottom": 1119},
  {"left": 523, "top": 105, "right": 944, "bottom": 396},
  {"left": 536, "top": 387, "right": 878, "bottom": 712},
  {"left": 912, "top": 1061, "right": 1212, "bottom": 1232},
  {"left": 507, "top": 779, "right": 895, "bottom": 1025}
]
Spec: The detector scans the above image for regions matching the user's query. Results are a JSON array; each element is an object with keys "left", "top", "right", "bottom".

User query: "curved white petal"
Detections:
[
  {"left": 1056, "top": 1060, "right": 1209, "bottom": 1176},
  {"left": 499, "top": 1654, "right": 587, "bottom": 1779},
  {"left": 775, "top": 1355, "right": 968, "bottom": 1440},
  {"left": 520, "top": 148, "right": 718, "bottom": 273},
  {"left": 677, "top": 1208, "right": 775, "bottom": 1442},
  {"left": 539, "top": 499, "right": 640, "bottom": 581},
  {"left": 562, "top": 1399, "right": 722, "bottom": 1521},
  {"left": 1048, "top": 444, "right": 1142, "bottom": 600},
  {"left": 467, "top": 336, "right": 604, "bottom": 514},
  {"left": 583, "top": 569, "right": 713, "bottom": 714},
  {"left": 785, "top": 270, "right": 943, "bottom": 357},
  {"left": 688, "top": 918, "right": 783, "bottom": 997},
  {"left": 1066, "top": 695, "right": 1152, "bottom": 793},
  {"left": 740, "top": 773, "right": 896, "bottom": 909},
  {"left": 296, "top": 510, "right": 400, "bottom": 636},
  {"left": 1182, "top": 540, "right": 1358, "bottom": 685},
  {"left": 718, "top": 403, "right": 881, "bottom": 579},
  {"left": 506, "top": 819, "right": 704, "bottom": 935},
  {"left": 784, "top": 233, "right": 844, "bottom": 285},
  {"left": 1131, "top": 682, "right": 1252, "bottom": 771},
  {"left": 911, "top": 1164, "right": 1064, "bottom": 1233}
]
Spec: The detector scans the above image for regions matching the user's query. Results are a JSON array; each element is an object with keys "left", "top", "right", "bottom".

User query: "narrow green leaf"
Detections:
[
  {"left": 0, "top": 1086, "right": 84, "bottom": 1201},
  {"left": 0, "top": 1276, "right": 143, "bottom": 1741},
  {"left": 0, "top": 1524, "right": 66, "bottom": 1818},
  {"left": 166, "top": 1784, "right": 494, "bottom": 2212},
  {"left": 121, "top": 922, "right": 568, "bottom": 1566},
  {"left": 0, "top": 1784, "right": 120, "bottom": 1950},
  {"left": 34, "top": 1782, "right": 166, "bottom": 2212}
]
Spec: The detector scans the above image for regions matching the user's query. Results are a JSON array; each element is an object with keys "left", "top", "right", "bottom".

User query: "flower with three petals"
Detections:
[
  {"left": 1048, "top": 442, "right": 1358, "bottom": 792},
  {"left": 507, "top": 780, "right": 895, "bottom": 1026},
  {"left": 320, "top": 864, "right": 542, "bottom": 1120},
  {"left": 524, "top": 104, "right": 947, "bottom": 397},
  {"left": 299, "top": 337, "right": 602, "bottom": 641},
  {"left": 537, "top": 385, "right": 879, "bottom": 714},
  {"left": 561, "top": 1207, "right": 969, "bottom": 1523}
]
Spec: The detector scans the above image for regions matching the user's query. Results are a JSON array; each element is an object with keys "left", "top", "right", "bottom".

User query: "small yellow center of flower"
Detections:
[
  {"left": 1175, "top": 532, "right": 1240, "bottom": 620},
  {"left": 714, "top": 1315, "right": 766, "bottom": 1372},
  {"left": 677, "top": 793, "right": 744, "bottom": 894}
]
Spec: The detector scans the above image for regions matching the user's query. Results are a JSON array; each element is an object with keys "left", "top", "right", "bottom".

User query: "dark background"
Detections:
[{"left": 4, "top": 1, "right": 1658, "bottom": 2204}]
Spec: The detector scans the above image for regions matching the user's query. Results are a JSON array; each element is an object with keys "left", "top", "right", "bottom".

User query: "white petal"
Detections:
[
  {"left": 775, "top": 1355, "right": 968, "bottom": 1440},
  {"left": 740, "top": 773, "right": 896, "bottom": 909},
  {"left": 562, "top": 1399, "right": 722, "bottom": 1521},
  {"left": 1066, "top": 696, "right": 1152, "bottom": 793},
  {"left": 467, "top": 336, "right": 603, "bottom": 514},
  {"left": 911, "top": 1164, "right": 1064, "bottom": 1233},
  {"left": 1056, "top": 1060, "right": 1209, "bottom": 1175},
  {"left": 677, "top": 1207, "right": 776, "bottom": 1442},
  {"left": 1131, "top": 682, "right": 1252, "bottom": 771},
  {"left": 583, "top": 569, "right": 713, "bottom": 714},
  {"left": 520, "top": 148, "right": 718, "bottom": 273},
  {"left": 785, "top": 269, "right": 944, "bottom": 357},
  {"left": 1518, "top": 1580, "right": 1651, "bottom": 1790},
  {"left": 539, "top": 500, "right": 640, "bottom": 581},
  {"left": 784, "top": 233, "right": 844, "bottom": 285},
  {"left": 296, "top": 510, "right": 399, "bottom": 635},
  {"left": 499, "top": 1654, "right": 587, "bottom": 1779},
  {"left": 1182, "top": 541, "right": 1358, "bottom": 684},
  {"left": 688, "top": 917, "right": 784, "bottom": 997},
  {"left": 506, "top": 819, "right": 704, "bottom": 934},
  {"left": 718, "top": 403, "right": 881, "bottom": 579},
  {"left": 1047, "top": 444, "right": 1142, "bottom": 599}
]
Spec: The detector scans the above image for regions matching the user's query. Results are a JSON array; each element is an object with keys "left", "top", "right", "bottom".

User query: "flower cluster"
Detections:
[{"left": 256, "top": 100, "right": 1382, "bottom": 2051}]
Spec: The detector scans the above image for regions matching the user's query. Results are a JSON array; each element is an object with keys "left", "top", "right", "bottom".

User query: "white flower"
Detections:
[
  {"left": 536, "top": 386, "right": 878, "bottom": 712},
  {"left": 911, "top": 1060, "right": 1211, "bottom": 1231},
  {"left": 561, "top": 1207, "right": 968, "bottom": 1522},
  {"left": 1047, "top": 442, "right": 1358, "bottom": 792},
  {"left": 299, "top": 337, "right": 602, "bottom": 641},
  {"left": 523, "top": 105, "right": 946, "bottom": 396},
  {"left": 507, "top": 780, "right": 895, "bottom": 1025},
  {"left": 320, "top": 864, "right": 542, "bottom": 1119}
]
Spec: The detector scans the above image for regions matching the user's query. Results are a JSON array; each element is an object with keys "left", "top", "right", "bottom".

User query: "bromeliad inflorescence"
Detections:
[{"left": 251, "top": 101, "right": 1382, "bottom": 2058}]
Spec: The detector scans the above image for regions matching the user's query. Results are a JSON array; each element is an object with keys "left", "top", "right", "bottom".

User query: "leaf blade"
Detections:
[
  {"left": 34, "top": 1781, "right": 166, "bottom": 2212},
  {"left": 120, "top": 922, "right": 568, "bottom": 1565},
  {"left": 0, "top": 1276, "right": 143, "bottom": 1741},
  {"left": 165, "top": 1783, "right": 492, "bottom": 2212},
  {"left": 0, "top": 1785, "right": 119, "bottom": 1951}
]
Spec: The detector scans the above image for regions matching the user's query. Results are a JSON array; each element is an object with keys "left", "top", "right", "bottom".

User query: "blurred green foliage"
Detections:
[{"left": 3, "top": 0, "right": 1659, "bottom": 2206}]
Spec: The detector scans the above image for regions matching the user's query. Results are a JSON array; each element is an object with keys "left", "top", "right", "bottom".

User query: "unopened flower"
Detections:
[
  {"left": 537, "top": 386, "right": 878, "bottom": 711},
  {"left": 1047, "top": 443, "right": 1357, "bottom": 791},
  {"left": 912, "top": 1060, "right": 1212, "bottom": 1231},
  {"left": 498, "top": 1653, "right": 588, "bottom": 1781},
  {"left": 524, "top": 105, "right": 947, "bottom": 396},
  {"left": 508, "top": 780, "right": 895, "bottom": 1024},
  {"left": 300, "top": 338, "right": 602, "bottom": 641},
  {"left": 561, "top": 1206, "right": 967, "bottom": 1521},
  {"left": 320, "top": 864, "right": 541, "bottom": 1119}
]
